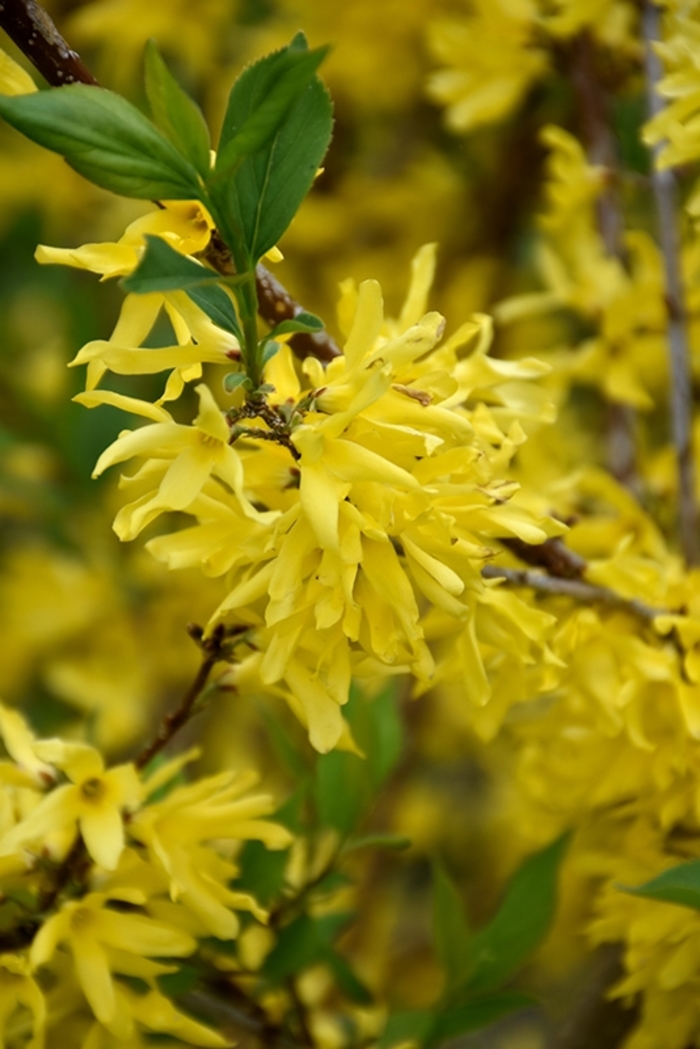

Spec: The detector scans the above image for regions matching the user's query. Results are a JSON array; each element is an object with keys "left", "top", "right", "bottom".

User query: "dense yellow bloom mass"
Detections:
[
  {"left": 7, "top": 4, "right": 700, "bottom": 1045},
  {"left": 47, "top": 202, "right": 562, "bottom": 751},
  {"left": 0, "top": 708, "right": 291, "bottom": 1045},
  {"left": 497, "top": 125, "right": 675, "bottom": 410}
]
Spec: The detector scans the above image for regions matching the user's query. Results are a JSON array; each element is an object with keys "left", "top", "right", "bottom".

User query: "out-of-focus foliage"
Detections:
[{"left": 2, "top": 1, "right": 700, "bottom": 1048}]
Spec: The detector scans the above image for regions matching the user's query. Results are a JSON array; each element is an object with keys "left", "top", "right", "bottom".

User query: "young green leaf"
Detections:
[
  {"left": 214, "top": 37, "right": 328, "bottom": 178},
  {"left": 314, "top": 748, "right": 371, "bottom": 834},
  {"left": 430, "top": 992, "right": 535, "bottom": 1045},
  {"left": 121, "top": 235, "right": 224, "bottom": 294},
  {"left": 261, "top": 340, "right": 281, "bottom": 367},
  {"left": 262, "top": 912, "right": 353, "bottom": 985},
  {"left": 464, "top": 834, "right": 569, "bottom": 995},
  {"left": 262, "top": 915, "right": 321, "bottom": 984},
  {"left": 236, "top": 840, "right": 289, "bottom": 907},
  {"left": 0, "top": 85, "right": 202, "bottom": 200},
  {"left": 377, "top": 1011, "right": 435, "bottom": 1049},
  {"left": 144, "top": 40, "right": 211, "bottom": 179},
  {"left": 325, "top": 951, "right": 373, "bottom": 1005},
  {"left": 622, "top": 860, "right": 700, "bottom": 910},
  {"left": 186, "top": 284, "right": 242, "bottom": 342},
  {"left": 341, "top": 833, "right": 411, "bottom": 854},
  {"left": 207, "top": 39, "right": 333, "bottom": 263},
  {"left": 432, "top": 861, "right": 472, "bottom": 989},
  {"left": 268, "top": 310, "right": 324, "bottom": 338},
  {"left": 223, "top": 373, "right": 251, "bottom": 393}
]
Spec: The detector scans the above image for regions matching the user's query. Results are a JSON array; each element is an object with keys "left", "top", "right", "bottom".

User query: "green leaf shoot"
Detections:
[
  {"left": 464, "top": 834, "right": 570, "bottom": 995},
  {"left": 121, "top": 235, "right": 227, "bottom": 294},
  {"left": 214, "top": 36, "right": 328, "bottom": 179},
  {"left": 144, "top": 40, "right": 211, "bottom": 179},
  {"left": 341, "top": 833, "right": 411, "bottom": 854},
  {"left": 622, "top": 860, "right": 700, "bottom": 911},
  {"left": 206, "top": 36, "right": 333, "bottom": 264},
  {"left": 432, "top": 861, "right": 472, "bottom": 989},
  {"left": 268, "top": 310, "right": 324, "bottom": 338},
  {"left": 0, "top": 84, "right": 202, "bottom": 200},
  {"left": 430, "top": 992, "right": 535, "bottom": 1044}
]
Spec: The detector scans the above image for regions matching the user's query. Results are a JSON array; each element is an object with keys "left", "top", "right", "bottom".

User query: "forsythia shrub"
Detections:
[{"left": 1, "top": 1, "right": 700, "bottom": 1048}]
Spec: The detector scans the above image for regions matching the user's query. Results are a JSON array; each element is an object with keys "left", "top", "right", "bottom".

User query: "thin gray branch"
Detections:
[
  {"left": 642, "top": 0, "right": 699, "bottom": 566},
  {"left": 482, "top": 564, "right": 668, "bottom": 624},
  {"left": 568, "top": 33, "right": 638, "bottom": 490}
]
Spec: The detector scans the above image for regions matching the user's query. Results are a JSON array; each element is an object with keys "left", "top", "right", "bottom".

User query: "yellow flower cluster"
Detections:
[
  {"left": 0, "top": 704, "right": 290, "bottom": 1046},
  {"left": 498, "top": 125, "right": 675, "bottom": 411},
  {"left": 427, "top": 0, "right": 639, "bottom": 134},
  {"left": 40, "top": 206, "right": 563, "bottom": 753}
]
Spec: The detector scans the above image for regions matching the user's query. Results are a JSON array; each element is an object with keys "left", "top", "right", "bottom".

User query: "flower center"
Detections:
[
  {"left": 81, "top": 777, "right": 106, "bottom": 801},
  {"left": 70, "top": 906, "right": 94, "bottom": 931}
]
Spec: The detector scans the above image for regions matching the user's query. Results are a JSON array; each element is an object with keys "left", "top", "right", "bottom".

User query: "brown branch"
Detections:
[
  {"left": 0, "top": 0, "right": 98, "bottom": 86},
  {"left": 500, "top": 536, "right": 587, "bottom": 580},
  {"left": 0, "top": 0, "right": 340, "bottom": 366},
  {"left": 567, "top": 32, "right": 638, "bottom": 491},
  {"left": 134, "top": 624, "right": 227, "bottom": 771},
  {"left": 551, "top": 945, "right": 638, "bottom": 1049},
  {"left": 481, "top": 564, "right": 667, "bottom": 624},
  {"left": 642, "top": 0, "right": 699, "bottom": 566}
]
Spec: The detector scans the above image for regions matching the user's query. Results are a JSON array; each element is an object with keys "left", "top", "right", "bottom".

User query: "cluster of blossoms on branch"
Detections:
[{"left": 4, "top": 0, "right": 700, "bottom": 1047}]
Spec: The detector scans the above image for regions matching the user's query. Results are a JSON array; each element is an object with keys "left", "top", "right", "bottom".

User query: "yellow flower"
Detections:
[
  {"left": 427, "top": 0, "right": 548, "bottom": 133},
  {"left": 0, "top": 952, "right": 45, "bottom": 1049},
  {"left": 92, "top": 384, "right": 276, "bottom": 538},
  {"left": 0, "top": 50, "right": 37, "bottom": 96},
  {"left": 2, "top": 742, "right": 142, "bottom": 870},
  {"left": 37, "top": 201, "right": 237, "bottom": 404},
  {"left": 130, "top": 769, "right": 292, "bottom": 938},
  {"left": 30, "top": 891, "right": 196, "bottom": 1026},
  {"left": 0, "top": 703, "right": 55, "bottom": 786}
]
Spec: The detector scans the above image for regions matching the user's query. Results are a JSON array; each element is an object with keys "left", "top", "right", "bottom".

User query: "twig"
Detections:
[
  {"left": 0, "top": 0, "right": 98, "bottom": 86},
  {"left": 551, "top": 945, "right": 638, "bottom": 1049},
  {"left": 0, "top": 0, "right": 341, "bottom": 366},
  {"left": 134, "top": 624, "right": 227, "bottom": 771},
  {"left": 481, "top": 564, "right": 667, "bottom": 624},
  {"left": 500, "top": 536, "right": 587, "bottom": 580},
  {"left": 567, "top": 33, "right": 638, "bottom": 491},
  {"left": 642, "top": 0, "right": 699, "bottom": 566}
]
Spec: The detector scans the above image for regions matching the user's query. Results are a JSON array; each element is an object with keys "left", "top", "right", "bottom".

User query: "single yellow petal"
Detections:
[
  {"left": 80, "top": 803, "right": 124, "bottom": 870},
  {"left": 72, "top": 930, "right": 115, "bottom": 1023},
  {"left": 0, "top": 50, "right": 37, "bottom": 95}
]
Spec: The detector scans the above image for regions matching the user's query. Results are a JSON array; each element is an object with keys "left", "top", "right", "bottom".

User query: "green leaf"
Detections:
[
  {"left": 262, "top": 911, "right": 352, "bottom": 986},
  {"left": 208, "top": 38, "right": 333, "bottom": 263},
  {"left": 433, "top": 861, "right": 472, "bottom": 988},
  {"left": 342, "top": 833, "right": 411, "bottom": 854},
  {"left": 186, "top": 284, "right": 242, "bottom": 341},
  {"left": 273, "top": 784, "right": 309, "bottom": 833},
  {"left": 312, "top": 685, "right": 403, "bottom": 834},
  {"left": 314, "top": 749, "right": 371, "bottom": 834},
  {"left": 363, "top": 683, "right": 404, "bottom": 791},
  {"left": 236, "top": 840, "right": 289, "bottom": 908},
  {"left": 224, "top": 372, "right": 251, "bottom": 393},
  {"left": 144, "top": 39, "right": 211, "bottom": 178},
  {"left": 268, "top": 310, "right": 324, "bottom": 337},
  {"left": 622, "top": 860, "right": 700, "bottom": 911},
  {"left": 157, "top": 964, "right": 199, "bottom": 998},
  {"left": 122, "top": 234, "right": 232, "bottom": 294},
  {"left": 258, "top": 706, "right": 310, "bottom": 781},
  {"left": 261, "top": 340, "right": 281, "bottom": 366},
  {"left": 326, "top": 951, "right": 373, "bottom": 1005},
  {"left": 377, "top": 1011, "right": 435, "bottom": 1049},
  {"left": 0, "top": 84, "right": 201, "bottom": 200},
  {"left": 215, "top": 35, "right": 327, "bottom": 177},
  {"left": 465, "top": 834, "right": 569, "bottom": 995},
  {"left": 431, "top": 992, "right": 535, "bottom": 1044}
]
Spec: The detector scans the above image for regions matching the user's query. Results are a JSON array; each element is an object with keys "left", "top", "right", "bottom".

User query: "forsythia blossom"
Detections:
[{"left": 47, "top": 206, "right": 563, "bottom": 752}]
